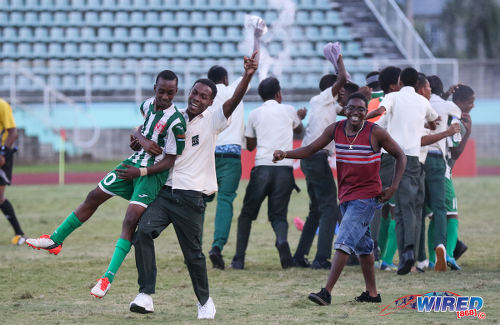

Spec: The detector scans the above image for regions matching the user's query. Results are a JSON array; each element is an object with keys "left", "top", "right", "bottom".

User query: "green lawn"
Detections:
[{"left": 1, "top": 177, "right": 499, "bottom": 324}]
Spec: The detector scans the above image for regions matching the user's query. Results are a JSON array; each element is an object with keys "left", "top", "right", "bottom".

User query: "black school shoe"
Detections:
[
  {"left": 454, "top": 239, "right": 468, "bottom": 260},
  {"left": 292, "top": 257, "right": 311, "bottom": 268},
  {"left": 355, "top": 291, "right": 382, "bottom": 303},
  {"left": 311, "top": 259, "right": 331, "bottom": 270},
  {"left": 276, "top": 241, "right": 294, "bottom": 269},
  {"left": 308, "top": 288, "right": 331, "bottom": 306},
  {"left": 209, "top": 246, "right": 225, "bottom": 270}
]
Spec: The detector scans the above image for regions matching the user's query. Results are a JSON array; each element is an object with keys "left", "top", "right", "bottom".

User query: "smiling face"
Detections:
[
  {"left": 345, "top": 98, "right": 368, "bottom": 127},
  {"left": 187, "top": 82, "right": 214, "bottom": 118},
  {"left": 154, "top": 78, "right": 178, "bottom": 110}
]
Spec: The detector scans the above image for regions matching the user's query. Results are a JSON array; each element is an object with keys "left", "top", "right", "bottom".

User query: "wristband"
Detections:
[
  {"left": 139, "top": 168, "right": 148, "bottom": 177},
  {"left": 283, "top": 151, "right": 287, "bottom": 158}
]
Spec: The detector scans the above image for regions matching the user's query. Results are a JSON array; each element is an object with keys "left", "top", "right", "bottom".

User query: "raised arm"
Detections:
[
  {"left": 449, "top": 112, "right": 472, "bottom": 160},
  {"left": 273, "top": 123, "right": 335, "bottom": 162},
  {"left": 421, "top": 123, "right": 460, "bottom": 146},
  {"left": 372, "top": 125, "right": 407, "bottom": 202},
  {"left": 330, "top": 55, "right": 347, "bottom": 98},
  {"left": 222, "top": 51, "right": 258, "bottom": 119}
]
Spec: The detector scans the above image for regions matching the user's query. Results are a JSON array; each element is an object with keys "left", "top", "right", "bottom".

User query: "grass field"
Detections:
[{"left": 1, "top": 177, "right": 499, "bottom": 324}]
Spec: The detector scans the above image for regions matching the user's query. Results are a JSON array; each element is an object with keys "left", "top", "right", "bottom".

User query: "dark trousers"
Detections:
[
  {"left": 133, "top": 187, "right": 209, "bottom": 305},
  {"left": 233, "top": 165, "right": 294, "bottom": 261},
  {"left": 424, "top": 154, "right": 447, "bottom": 248},
  {"left": 414, "top": 163, "right": 426, "bottom": 261},
  {"left": 294, "top": 153, "right": 341, "bottom": 262}
]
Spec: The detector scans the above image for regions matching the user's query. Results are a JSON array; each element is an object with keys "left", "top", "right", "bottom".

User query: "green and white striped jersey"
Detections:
[{"left": 130, "top": 97, "right": 186, "bottom": 167}]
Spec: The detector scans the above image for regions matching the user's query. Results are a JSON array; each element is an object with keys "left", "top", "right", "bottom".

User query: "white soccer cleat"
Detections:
[
  {"left": 90, "top": 277, "right": 111, "bottom": 298},
  {"left": 130, "top": 293, "right": 154, "bottom": 314},
  {"left": 197, "top": 297, "right": 216, "bottom": 320},
  {"left": 26, "top": 234, "right": 62, "bottom": 255}
]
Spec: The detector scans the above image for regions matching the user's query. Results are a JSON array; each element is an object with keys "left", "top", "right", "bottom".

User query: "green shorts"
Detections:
[
  {"left": 424, "top": 177, "right": 458, "bottom": 217},
  {"left": 98, "top": 159, "right": 169, "bottom": 208}
]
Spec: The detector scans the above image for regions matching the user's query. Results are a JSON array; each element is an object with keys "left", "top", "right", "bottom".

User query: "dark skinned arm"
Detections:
[
  {"left": 365, "top": 106, "right": 386, "bottom": 120},
  {"left": 273, "top": 123, "right": 336, "bottom": 162},
  {"left": 222, "top": 51, "right": 258, "bottom": 119},
  {"left": 372, "top": 125, "right": 407, "bottom": 202},
  {"left": 246, "top": 137, "right": 257, "bottom": 152},
  {"left": 421, "top": 123, "right": 460, "bottom": 146},
  {"left": 115, "top": 154, "right": 177, "bottom": 180},
  {"left": 133, "top": 127, "right": 162, "bottom": 156},
  {"left": 3, "top": 127, "right": 17, "bottom": 148},
  {"left": 450, "top": 112, "right": 472, "bottom": 160},
  {"left": 330, "top": 55, "right": 347, "bottom": 98}
]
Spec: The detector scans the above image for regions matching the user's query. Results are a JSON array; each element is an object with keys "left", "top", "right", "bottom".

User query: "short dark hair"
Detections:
[
  {"left": 399, "top": 67, "right": 418, "bottom": 87},
  {"left": 416, "top": 72, "right": 428, "bottom": 92},
  {"left": 155, "top": 70, "right": 178, "bottom": 85},
  {"left": 344, "top": 82, "right": 359, "bottom": 94},
  {"left": 365, "top": 71, "right": 380, "bottom": 88},
  {"left": 258, "top": 77, "right": 281, "bottom": 101},
  {"left": 427, "top": 75, "right": 444, "bottom": 96},
  {"left": 453, "top": 84, "right": 474, "bottom": 103},
  {"left": 347, "top": 92, "right": 368, "bottom": 106},
  {"left": 192, "top": 78, "right": 218, "bottom": 99},
  {"left": 207, "top": 65, "right": 228, "bottom": 84},
  {"left": 379, "top": 66, "right": 401, "bottom": 94},
  {"left": 319, "top": 74, "right": 337, "bottom": 91}
]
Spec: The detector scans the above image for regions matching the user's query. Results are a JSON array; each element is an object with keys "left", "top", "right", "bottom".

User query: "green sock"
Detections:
[
  {"left": 50, "top": 212, "right": 83, "bottom": 245},
  {"left": 382, "top": 219, "right": 397, "bottom": 264},
  {"left": 103, "top": 238, "right": 132, "bottom": 283},
  {"left": 378, "top": 216, "right": 390, "bottom": 258},
  {"left": 428, "top": 219, "right": 435, "bottom": 263},
  {"left": 446, "top": 218, "right": 459, "bottom": 257}
]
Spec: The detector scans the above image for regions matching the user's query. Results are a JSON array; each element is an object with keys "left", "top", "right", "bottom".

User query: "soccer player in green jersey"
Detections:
[{"left": 26, "top": 70, "right": 187, "bottom": 298}]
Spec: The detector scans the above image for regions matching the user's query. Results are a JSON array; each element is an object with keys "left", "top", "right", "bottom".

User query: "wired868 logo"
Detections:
[{"left": 379, "top": 291, "right": 486, "bottom": 320}]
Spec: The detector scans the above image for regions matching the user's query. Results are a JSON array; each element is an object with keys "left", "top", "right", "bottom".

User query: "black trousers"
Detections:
[
  {"left": 233, "top": 165, "right": 295, "bottom": 261},
  {"left": 133, "top": 187, "right": 209, "bottom": 305}
]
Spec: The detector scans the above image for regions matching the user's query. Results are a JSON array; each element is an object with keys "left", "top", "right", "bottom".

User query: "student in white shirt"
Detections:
[
  {"left": 230, "top": 76, "right": 305, "bottom": 270},
  {"left": 372, "top": 67, "right": 439, "bottom": 275},
  {"left": 292, "top": 53, "right": 347, "bottom": 270},
  {"left": 128, "top": 52, "right": 258, "bottom": 320}
]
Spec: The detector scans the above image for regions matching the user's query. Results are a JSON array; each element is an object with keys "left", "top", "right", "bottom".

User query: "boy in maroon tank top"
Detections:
[{"left": 273, "top": 93, "right": 407, "bottom": 305}]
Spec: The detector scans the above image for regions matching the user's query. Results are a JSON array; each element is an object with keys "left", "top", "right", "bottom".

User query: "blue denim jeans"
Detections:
[{"left": 334, "top": 198, "right": 381, "bottom": 255}]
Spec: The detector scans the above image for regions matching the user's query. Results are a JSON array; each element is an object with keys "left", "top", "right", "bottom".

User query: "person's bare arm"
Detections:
[
  {"left": 372, "top": 125, "right": 407, "bottom": 202},
  {"left": 115, "top": 154, "right": 177, "bottom": 180},
  {"left": 246, "top": 137, "right": 257, "bottom": 152},
  {"left": 421, "top": 123, "right": 460, "bottom": 146},
  {"left": 222, "top": 51, "right": 258, "bottom": 119},
  {"left": 330, "top": 55, "right": 347, "bottom": 98},
  {"left": 3, "top": 127, "right": 17, "bottom": 148},
  {"left": 273, "top": 123, "right": 335, "bottom": 161},
  {"left": 133, "top": 128, "right": 162, "bottom": 156},
  {"left": 365, "top": 106, "right": 386, "bottom": 120},
  {"left": 450, "top": 112, "right": 472, "bottom": 160}
]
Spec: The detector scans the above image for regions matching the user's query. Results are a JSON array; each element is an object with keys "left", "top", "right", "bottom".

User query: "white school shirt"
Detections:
[
  {"left": 166, "top": 105, "right": 229, "bottom": 195},
  {"left": 245, "top": 99, "right": 301, "bottom": 167},
  {"left": 301, "top": 87, "right": 343, "bottom": 154},
  {"left": 428, "top": 94, "right": 462, "bottom": 157},
  {"left": 379, "top": 86, "right": 438, "bottom": 157},
  {"left": 208, "top": 82, "right": 245, "bottom": 147}
]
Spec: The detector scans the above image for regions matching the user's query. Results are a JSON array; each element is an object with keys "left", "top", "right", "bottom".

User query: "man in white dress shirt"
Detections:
[
  {"left": 230, "top": 76, "right": 305, "bottom": 270},
  {"left": 129, "top": 53, "right": 258, "bottom": 319}
]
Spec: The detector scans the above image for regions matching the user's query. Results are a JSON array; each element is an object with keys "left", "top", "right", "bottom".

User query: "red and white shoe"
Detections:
[
  {"left": 26, "top": 234, "right": 62, "bottom": 255},
  {"left": 91, "top": 277, "right": 111, "bottom": 299}
]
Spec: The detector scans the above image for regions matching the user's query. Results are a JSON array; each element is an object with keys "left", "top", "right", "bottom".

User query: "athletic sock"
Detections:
[
  {"left": 428, "top": 219, "right": 435, "bottom": 263},
  {"left": 50, "top": 212, "right": 83, "bottom": 245},
  {"left": 382, "top": 219, "right": 397, "bottom": 264},
  {"left": 446, "top": 218, "right": 459, "bottom": 257},
  {"left": 103, "top": 238, "right": 132, "bottom": 283},
  {"left": 378, "top": 216, "right": 390, "bottom": 258},
  {"left": 0, "top": 199, "right": 23, "bottom": 235}
]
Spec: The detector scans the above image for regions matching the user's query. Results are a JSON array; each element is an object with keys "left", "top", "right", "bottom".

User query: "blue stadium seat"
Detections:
[
  {"left": 194, "top": 0, "right": 209, "bottom": 6},
  {"left": 39, "top": 12, "right": 52, "bottom": 24},
  {"left": 100, "top": 12, "right": 113, "bottom": 24},
  {"left": 66, "top": 27, "right": 79, "bottom": 39},
  {"left": 264, "top": 10, "right": 278, "bottom": 22},
  {"left": 114, "top": 27, "right": 128, "bottom": 40},
  {"left": 25, "top": 12, "right": 38, "bottom": 24},
  {"left": 209, "top": 0, "right": 223, "bottom": 6},
  {"left": 34, "top": 27, "right": 48, "bottom": 39},
  {"left": 117, "top": 0, "right": 132, "bottom": 8},
  {"left": 80, "top": 43, "right": 93, "bottom": 56},
  {"left": 71, "top": 0, "right": 86, "bottom": 9},
  {"left": 63, "top": 43, "right": 78, "bottom": 58},
  {"left": 146, "top": 27, "right": 160, "bottom": 39},
  {"left": 115, "top": 12, "right": 129, "bottom": 23},
  {"left": 69, "top": 12, "right": 83, "bottom": 25},
  {"left": 97, "top": 27, "right": 113, "bottom": 40},
  {"left": 220, "top": 11, "right": 233, "bottom": 22},
  {"left": 175, "top": 43, "right": 189, "bottom": 56},
  {"left": 130, "top": 27, "right": 144, "bottom": 39},
  {"left": 159, "top": 43, "right": 174, "bottom": 54},
  {"left": 19, "top": 27, "right": 33, "bottom": 39},
  {"left": 92, "top": 74, "right": 106, "bottom": 88},
  {"left": 311, "top": 11, "right": 325, "bottom": 22},
  {"left": 81, "top": 27, "right": 95, "bottom": 40},
  {"left": 211, "top": 27, "right": 224, "bottom": 39},
  {"left": 122, "top": 74, "right": 135, "bottom": 88},
  {"left": 194, "top": 27, "right": 208, "bottom": 39},
  {"left": 191, "top": 42, "right": 204, "bottom": 55},
  {"left": 326, "top": 11, "right": 340, "bottom": 23},
  {"left": 160, "top": 11, "right": 174, "bottom": 22},
  {"left": 131, "top": 11, "right": 144, "bottom": 23},
  {"left": 206, "top": 43, "right": 220, "bottom": 56},
  {"left": 191, "top": 11, "right": 203, "bottom": 23},
  {"left": 102, "top": 0, "right": 116, "bottom": 8},
  {"left": 2, "top": 27, "right": 16, "bottom": 40},
  {"left": 226, "top": 27, "right": 240, "bottom": 38},
  {"left": 296, "top": 11, "right": 308, "bottom": 23},
  {"left": 9, "top": 12, "right": 23, "bottom": 24},
  {"left": 145, "top": 11, "right": 159, "bottom": 22},
  {"left": 54, "top": 12, "right": 68, "bottom": 24},
  {"left": 178, "top": 0, "right": 193, "bottom": 6},
  {"left": 87, "top": 0, "right": 101, "bottom": 7},
  {"left": 144, "top": 43, "right": 158, "bottom": 55},
  {"left": 18, "top": 43, "right": 31, "bottom": 58},
  {"left": 2, "top": 43, "right": 16, "bottom": 58},
  {"left": 221, "top": 42, "right": 236, "bottom": 55},
  {"left": 85, "top": 11, "right": 98, "bottom": 24},
  {"left": 112, "top": 43, "right": 126, "bottom": 57},
  {"left": 175, "top": 11, "right": 189, "bottom": 22},
  {"left": 306, "top": 26, "right": 319, "bottom": 39},
  {"left": 54, "top": 0, "right": 70, "bottom": 9},
  {"left": 161, "top": 27, "right": 176, "bottom": 39},
  {"left": 178, "top": 27, "right": 192, "bottom": 38},
  {"left": 95, "top": 43, "right": 109, "bottom": 57},
  {"left": 127, "top": 43, "right": 141, "bottom": 56},
  {"left": 49, "top": 27, "right": 64, "bottom": 40},
  {"left": 48, "top": 43, "right": 63, "bottom": 57},
  {"left": 132, "top": 0, "right": 146, "bottom": 7},
  {"left": 320, "top": 26, "right": 335, "bottom": 39}
]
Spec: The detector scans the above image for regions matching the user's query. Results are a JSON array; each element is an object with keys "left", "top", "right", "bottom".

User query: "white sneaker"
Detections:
[
  {"left": 435, "top": 244, "right": 447, "bottom": 272},
  {"left": 130, "top": 293, "right": 154, "bottom": 314},
  {"left": 197, "top": 297, "right": 216, "bottom": 319},
  {"left": 26, "top": 234, "right": 62, "bottom": 255},
  {"left": 90, "top": 277, "right": 111, "bottom": 298},
  {"left": 417, "top": 259, "right": 429, "bottom": 269}
]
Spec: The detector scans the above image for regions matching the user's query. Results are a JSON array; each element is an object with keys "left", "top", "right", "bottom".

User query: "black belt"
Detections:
[
  {"left": 163, "top": 185, "right": 203, "bottom": 197},
  {"left": 427, "top": 152, "right": 443, "bottom": 157},
  {"left": 215, "top": 153, "right": 241, "bottom": 159}
]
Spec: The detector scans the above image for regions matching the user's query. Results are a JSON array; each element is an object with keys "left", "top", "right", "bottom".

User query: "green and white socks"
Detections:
[
  {"left": 50, "top": 212, "right": 83, "bottom": 245},
  {"left": 103, "top": 238, "right": 132, "bottom": 283}
]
